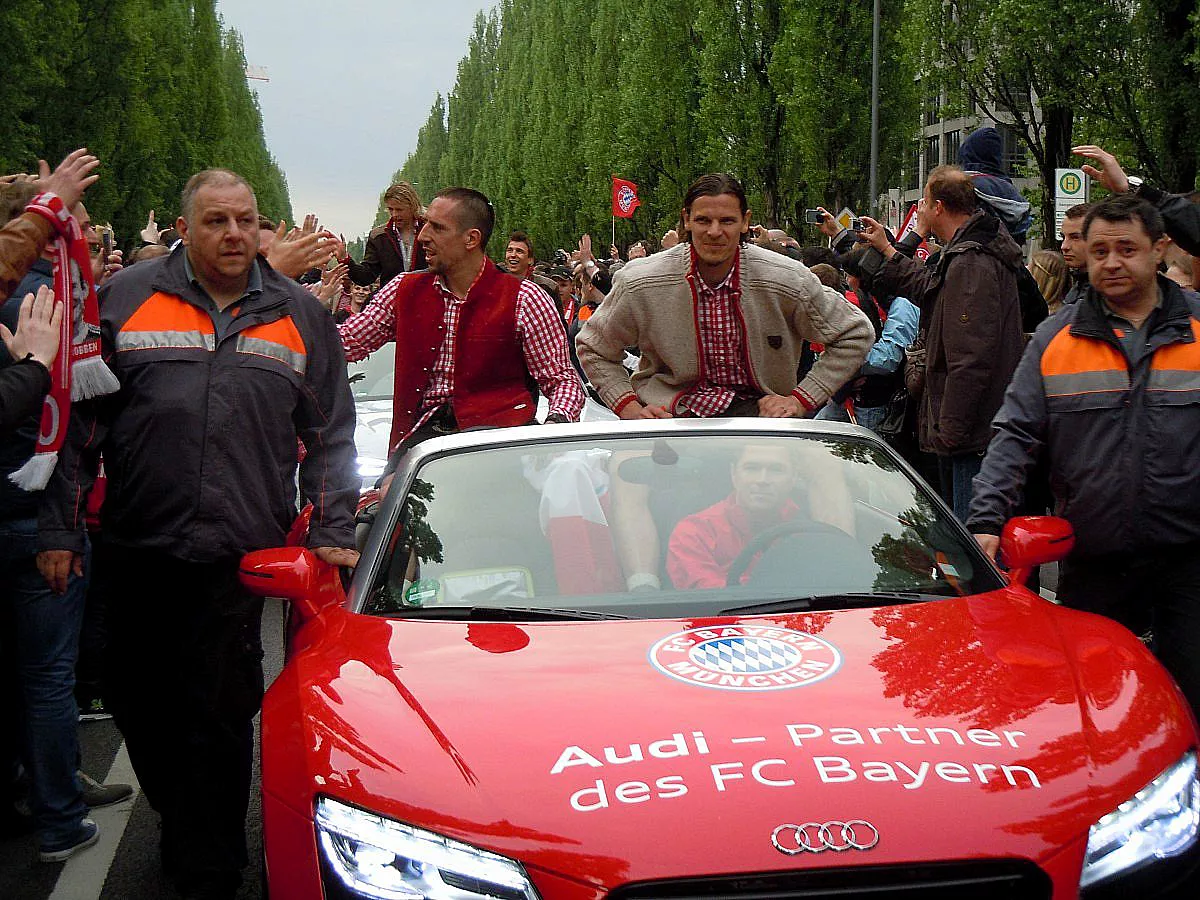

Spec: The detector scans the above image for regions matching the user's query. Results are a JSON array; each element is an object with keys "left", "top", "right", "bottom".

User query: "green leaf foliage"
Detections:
[
  {"left": 0, "top": 0, "right": 291, "bottom": 248},
  {"left": 394, "top": 0, "right": 1193, "bottom": 257}
]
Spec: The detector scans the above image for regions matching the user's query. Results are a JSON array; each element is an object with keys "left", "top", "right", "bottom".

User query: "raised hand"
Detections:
[
  {"left": 140, "top": 210, "right": 160, "bottom": 244},
  {"left": 1072, "top": 145, "right": 1130, "bottom": 193},
  {"left": 36, "top": 148, "right": 101, "bottom": 209},
  {"left": 0, "top": 285, "right": 63, "bottom": 367}
]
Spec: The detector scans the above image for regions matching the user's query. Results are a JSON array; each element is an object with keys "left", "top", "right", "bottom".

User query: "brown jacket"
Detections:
[
  {"left": 0, "top": 211, "right": 54, "bottom": 304},
  {"left": 346, "top": 219, "right": 427, "bottom": 288},
  {"left": 869, "top": 211, "right": 1024, "bottom": 455}
]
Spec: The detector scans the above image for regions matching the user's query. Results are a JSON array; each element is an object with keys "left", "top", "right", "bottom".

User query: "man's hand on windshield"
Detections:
[
  {"left": 618, "top": 400, "right": 672, "bottom": 420},
  {"left": 974, "top": 533, "right": 1000, "bottom": 562},
  {"left": 758, "top": 393, "right": 804, "bottom": 418},
  {"left": 313, "top": 546, "right": 360, "bottom": 568}
]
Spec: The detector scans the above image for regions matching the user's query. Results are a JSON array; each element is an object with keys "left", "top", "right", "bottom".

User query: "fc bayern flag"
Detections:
[{"left": 612, "top": 177, "right": 641, "bottom": 218}]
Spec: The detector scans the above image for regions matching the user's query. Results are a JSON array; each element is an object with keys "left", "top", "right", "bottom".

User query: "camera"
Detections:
[
  {"left": 553, "top": 249, "right": 570, "bottom": 264},
  {"left": 850, "top": 217, "right": 864, "bottom": 232},
  {"left": 804, "top": 209, "right": 825, "bottom": 225}
]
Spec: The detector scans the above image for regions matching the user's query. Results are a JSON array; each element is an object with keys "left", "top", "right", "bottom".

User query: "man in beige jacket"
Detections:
[{"left": 576, "top": 173, "right": 872, "bottom": 420}]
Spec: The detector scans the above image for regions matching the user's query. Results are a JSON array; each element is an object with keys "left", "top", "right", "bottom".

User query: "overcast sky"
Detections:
[{"left": 218, "top": 1, "right": 492, "bottom": 240}]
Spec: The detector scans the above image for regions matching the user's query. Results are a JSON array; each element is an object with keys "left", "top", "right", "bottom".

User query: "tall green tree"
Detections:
[{"left": 0, "top": 0, "right": 291, "bottom": 245}]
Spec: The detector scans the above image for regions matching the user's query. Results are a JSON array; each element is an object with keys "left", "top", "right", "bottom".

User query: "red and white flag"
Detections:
[
  {"left": 612, "top": 177, "right": 641, "bottom": 219},
  {"left": 898, "top": 202, "right": 930, "bottom": 261}
]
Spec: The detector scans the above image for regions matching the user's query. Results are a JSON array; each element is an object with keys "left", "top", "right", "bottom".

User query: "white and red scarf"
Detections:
[{"left": 10, "top": 192, "right": 119, "bottom": 490}]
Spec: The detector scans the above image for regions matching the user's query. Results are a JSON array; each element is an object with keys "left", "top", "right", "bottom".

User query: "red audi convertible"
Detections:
[{"left": 242, "top": 420, "right": 1200, "bottom": 899}]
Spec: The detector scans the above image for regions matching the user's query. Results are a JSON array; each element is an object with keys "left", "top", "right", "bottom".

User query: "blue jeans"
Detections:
[
  {"left": 937, "top": 452, "right": 984, "bottom": 523},
  {"left": 816, "top": 402, "right": 888, "bottom": 432},
  {"left": 0, "top": 518, "right": 88, "bottom": 846}
]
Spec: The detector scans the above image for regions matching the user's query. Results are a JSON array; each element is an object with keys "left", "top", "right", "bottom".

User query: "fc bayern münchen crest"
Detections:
[
  {"left": 617, "top": 185, "right": 637, "bottom": 214},
  {"left": 649, "top": 625, "right": 841, "bottom": 691}
]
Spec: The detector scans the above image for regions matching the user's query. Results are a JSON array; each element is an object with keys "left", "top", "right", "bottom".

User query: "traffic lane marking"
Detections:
[{"left": 49, "top": 742, "right": 138, "bottom": 900}]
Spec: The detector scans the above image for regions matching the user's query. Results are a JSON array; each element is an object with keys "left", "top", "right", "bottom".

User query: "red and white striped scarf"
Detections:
[{"left": 10, "top": 192, "right": 119, "bottom": 490}]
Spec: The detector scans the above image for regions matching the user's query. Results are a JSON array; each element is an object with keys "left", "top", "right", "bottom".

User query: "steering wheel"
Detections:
[{"left": 725, "top": 519, "right": 847, "bottom": 587}]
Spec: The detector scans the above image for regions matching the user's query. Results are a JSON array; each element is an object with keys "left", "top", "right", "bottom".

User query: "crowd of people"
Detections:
[{"left": 0, "top": 126, "right": 1198, "bottom": 898}]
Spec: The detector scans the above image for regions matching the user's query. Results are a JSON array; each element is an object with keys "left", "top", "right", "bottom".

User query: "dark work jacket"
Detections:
[
  {"left": 346, "top": 219, "right": 427, "bottom": 288},
  {"left": 0, "top": 259, "right": 54, "bottom": 521},
  {"left": 969, "top": 277, "right": 1200, "bottom": 557},
  {"left": 38, "top": 247, "right": 359, "bottom": 561},
  {"left": 867, "top": 211, "right": 1024, "bottom": 455},
  {"left": 0, "top": 359, "right": 49, "bottom": 440}
]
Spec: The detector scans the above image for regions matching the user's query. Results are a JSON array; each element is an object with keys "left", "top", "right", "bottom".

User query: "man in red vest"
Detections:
[{"left": 339, "top": 188, "right": 585, "bottom": 461}]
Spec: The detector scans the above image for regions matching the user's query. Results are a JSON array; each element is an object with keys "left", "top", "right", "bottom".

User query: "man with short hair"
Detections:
[
  {"left": 968, "top": 193, "right": 1200, "bottom": 718},
  {"left": 339, "top": 188, "right": 585, "bottom": 457},
  {"left": 667, "top": 445, "right": 801, "bottom": 589},
  {"left": 1059, "top": 202, "right": 1092, "bottom": 305},
  {"left": 858, "top": 165, "right": 1024, "bottom": 521},
  {"left": 505, "top": 230, "right": 535, "bottom": 277},
  {"left": 37, "top": 168, "right": 359, "bottom": 897},
  {"left": 577, "top": 173, "right": 872, "bottom": 421}
]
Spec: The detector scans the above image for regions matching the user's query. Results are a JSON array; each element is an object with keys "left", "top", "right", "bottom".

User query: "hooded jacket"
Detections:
[
  {"left": 958, "top": 127, "right": 1033, "bottom": 243},
  {"left": 867, "top": 210, "right": 1025, "bottom": 454}
]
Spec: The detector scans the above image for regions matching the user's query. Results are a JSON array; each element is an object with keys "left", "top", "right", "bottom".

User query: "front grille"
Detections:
[{"left": 607, "top": 861, "right": 1052, "bottom": 900}]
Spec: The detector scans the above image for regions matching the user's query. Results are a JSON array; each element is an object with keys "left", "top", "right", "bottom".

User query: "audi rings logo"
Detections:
[{"left": 771, "top": 821, "right": 879, "bottom": 854}]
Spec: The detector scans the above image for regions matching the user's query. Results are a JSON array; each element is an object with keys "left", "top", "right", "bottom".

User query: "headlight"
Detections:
[
  {"left": 1080, "top": 750, "right": 1200, "bottom": 889},
  {"left": 316, "top": 796, "right": 540, "bottom": 900}
]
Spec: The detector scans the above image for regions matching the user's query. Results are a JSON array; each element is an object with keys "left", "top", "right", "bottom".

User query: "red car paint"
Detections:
[
  {"left": 244, "top": 419, "right": 1200, "bottom": 900},
  {"left": 255, "top": 574, "right": 1195, "bottom": 898}
]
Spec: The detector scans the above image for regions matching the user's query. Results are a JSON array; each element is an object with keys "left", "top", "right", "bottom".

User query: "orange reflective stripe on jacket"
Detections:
[
  {"left": 1040, "top": 327, "right": 1129, "bottom": 397},
  {"left": 115, "top": 291, "right": 216, "bottom": 352},
  {"left": 1148, "top": 320, "right": 1200, "bottom": 393},
  {"left": 236, "top": 315, "right": 308, "bottom": 376}
]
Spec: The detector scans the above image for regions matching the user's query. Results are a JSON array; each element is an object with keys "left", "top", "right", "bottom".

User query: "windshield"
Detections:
[
  {"left": 360, "top": 433, "right": 1002, "bottom": 618},
  {"left": 348, "top": 342, "right": 395, "bottom": 401}
]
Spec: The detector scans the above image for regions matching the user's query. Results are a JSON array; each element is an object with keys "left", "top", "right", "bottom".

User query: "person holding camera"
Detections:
[{"left": 856, "top": 165, "right": 1024, "bottom": 521}]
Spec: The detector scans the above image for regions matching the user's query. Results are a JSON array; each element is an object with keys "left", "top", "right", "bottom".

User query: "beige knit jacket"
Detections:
[{"left": 576, "top": 242, "right": 873, "bottom": 414}]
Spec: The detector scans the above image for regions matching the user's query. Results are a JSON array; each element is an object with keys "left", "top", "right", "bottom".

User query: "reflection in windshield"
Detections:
[
  {"left": 348, "top": 342, "right": 395, "bottom": 401},
  {"left": 362, "top": 435, "right": 1001, "bottom": 618}
]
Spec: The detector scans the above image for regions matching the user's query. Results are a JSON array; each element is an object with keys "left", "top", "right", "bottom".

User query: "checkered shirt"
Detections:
[
  {"left": 338, "top": 261, "right": 585, "bottom": 423},
  {"left": 679, "top": 248, "right": 757, "bottom": 417}
]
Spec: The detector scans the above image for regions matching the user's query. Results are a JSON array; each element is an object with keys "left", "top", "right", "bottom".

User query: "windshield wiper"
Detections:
[
  {"left": 395, "top": 605, "right": 632, "bottom": 621},
  {"left": 720, "top": 591, "right": 942, "bottom": 615}
]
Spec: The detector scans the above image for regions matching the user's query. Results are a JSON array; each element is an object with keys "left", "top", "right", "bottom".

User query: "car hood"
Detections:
[{"left": 272, "top": 589, "right": 1193, "bottom": 886}]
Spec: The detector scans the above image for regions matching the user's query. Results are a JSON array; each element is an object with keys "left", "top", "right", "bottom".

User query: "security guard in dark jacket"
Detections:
[
  {"left": 36, "top": 170, "right": 358, "bottom": 899},
  {"left": 969, "top": 194, "right": 1200, "bottom": 719}
]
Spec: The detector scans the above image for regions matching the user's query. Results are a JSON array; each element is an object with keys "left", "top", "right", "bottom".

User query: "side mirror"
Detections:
[
  {"left": 238, "top": 547, "right": 343, "bottom": 621},
  {"left": 1000, "top": 516, "right": 1074, "bottom": 588}
]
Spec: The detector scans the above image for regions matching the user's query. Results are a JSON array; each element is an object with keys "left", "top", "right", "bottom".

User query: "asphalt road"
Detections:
[{"left": 1, "top": 599, "right": 286, "bottom": 900}]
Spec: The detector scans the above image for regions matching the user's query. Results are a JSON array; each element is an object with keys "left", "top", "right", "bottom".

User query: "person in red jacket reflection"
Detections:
[{"left": 667, "top": 445, "right": 801, "bottom": 589}]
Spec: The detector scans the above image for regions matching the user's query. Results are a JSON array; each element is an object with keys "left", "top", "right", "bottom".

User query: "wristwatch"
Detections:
[{"left": 1127, "top": 175, "right": 1164, "bottom": 204}]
